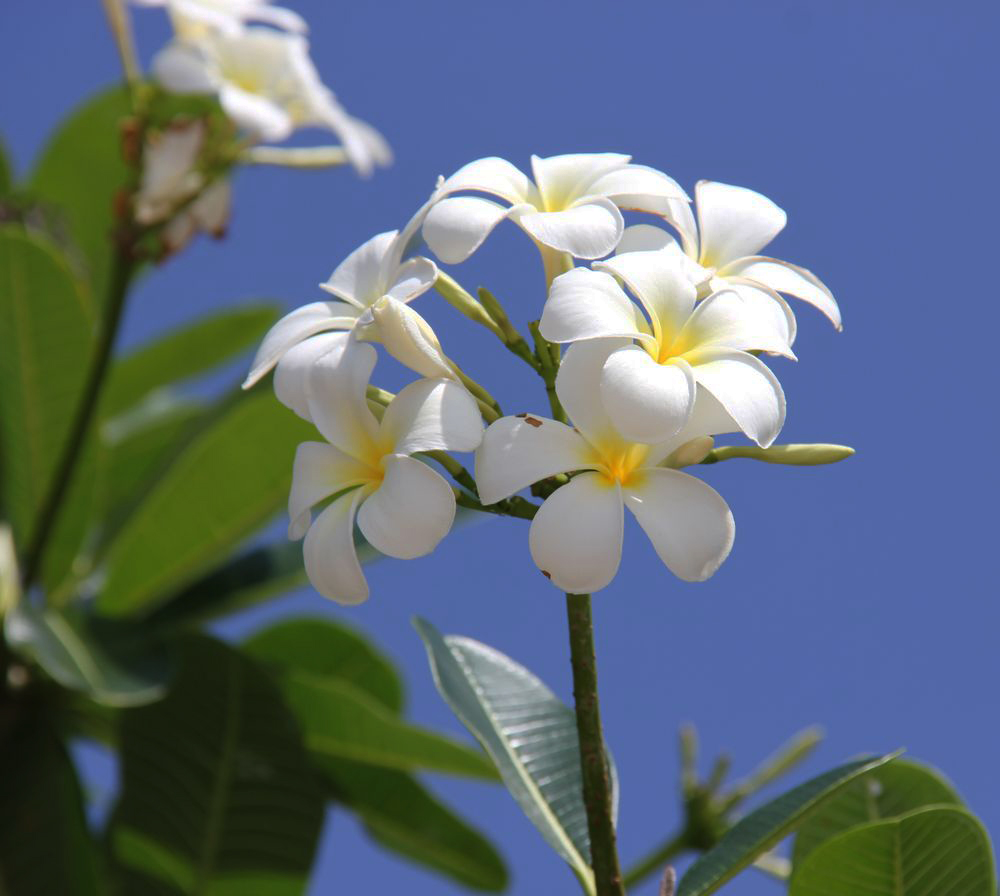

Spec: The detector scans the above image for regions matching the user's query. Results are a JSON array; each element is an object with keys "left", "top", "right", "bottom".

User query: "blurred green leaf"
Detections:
[
  {"left": 676, "top": 753, "right": 899, "bottom": 896},
  {"left": 4, "top": 601, "right": 172, "bottom": 707},
  {"left": 0, "top": 137, "right": 11, "bottom": 194},
  {"left": 110, "top": 635, "right": 324, "bottom": 894},
  {"left": 414, "top": 617, "right": 607, "bottom": 893},
  {"left": 0, "top": 227, "right": 94, "bottom": 552},
  {"left": 280, "top": 672, "right": 498, "bottom": 779},
  {"left": 789, "top": 806, "right": 996, "bottom": 896},
  {"left": 29, "top": 86, "right": 132, "bottom": 301},
  {"left": 792, "top": 759, "right": 962, "bottom": 867},
  {"left": 0, "top": 705, "right": 102, "bottom": 895},
  {"left": 102, "top": 304, "right": 280, "bottom": 418},
  {"left": 96, "top": 389, "right": 314, "bottom": 617},
  {"left": 324, "top": 759, "right": 508, "bottom": 892},
  {"left": 244, "top": 616, "right": 403, "bottom": 714}
]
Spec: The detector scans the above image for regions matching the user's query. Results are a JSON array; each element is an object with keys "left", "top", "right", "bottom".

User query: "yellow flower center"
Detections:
[{"left": 596, "top": 443, "right": 650, "bottom": 487}]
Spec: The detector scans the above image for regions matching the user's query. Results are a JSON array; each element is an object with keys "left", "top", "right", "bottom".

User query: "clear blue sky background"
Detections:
[{"left": 3, "top": 1, "right": 999, "bottom": 893}]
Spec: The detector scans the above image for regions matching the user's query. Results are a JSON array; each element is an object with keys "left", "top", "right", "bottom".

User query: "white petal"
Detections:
[
  {"left": 720, "top": 276, "right": 798, "bottom": 349},
  {"left": 594, "top": 251, "right": 696, "bottom": 343},
  {"left": 380, "top": 378, "right": 483, "bottom": 456},
  {"left": 306, "top": 338, "right": 381, "bottom": 456},
  {"left": 303, "top": 489, "right": 369, "bottom": 604},
  {"left": 288, "top": 442, "right": 373, "bottom": 539},
  {"left": 474, "top": 415, "right": 596, "bottom": 505},
  {"left": 616, "top": 223, "right": 677, "bottom": 254},
  {"left": 422, "top": 196, "right": 509, "bottom": 264},
  {"left": 274, "top": 331, "right": 350, "bottom": 420},
  {"left": 319, "top": 231, "right": 398, "bottom": 308},
  {"left": 624, "top": 468, "right": 734, "bottom": 582},
  {"left": 695, "top": 180, "right": 786, "bottom": 268},
  {"left": 658, "top": 196, "right": 700, "bottom": 260},
  {"left": 645, "top": 387, "right": 741, "bottom": 466},
  {"left": 218, "top": 83, "right": 293, "bottom": 141},
  {"left": 189, "top": 179, "right": 230, "bottom": 235},
  {"left": 600, "top": 346, "right": 696, "bottom": 443},
  {"left": 540, "top": 268, "right": 645, "bottom": 344},
  {"left": 152, "top": 41, "right": 217, "bottom": 93},
  {"left": 386, "top": 256, "right": 437, "bottom": 303},
  {"left": 530, "top": 153, "right": 630, "bottom": 208},
  {"left": 247, "top": 4, "right": 309, "bottom": 33},
  {"left": 244, "top": 301, "right": 359, "bottom": 388},
  {"left": 677, "top": 289, "right": 794, "bottom": 358},
  {"left": 367, "top": 297, "right": 454, "bottom": 378},
  {"left": 586, "top": 163, "right": 690, "bottom": 210},
  {"left": 529, "top": 472, "right": 624, "bottom": 593},
  {"left": 554, "top": 339, "right": 632, "bottom": 448},
  {"left": 719, "top": 256, "right": 842, "bottom": 330},
  {"left": 356, "top": 455, "right": 456, "bottom": 560},
  {"left": 438, "top": 156, "right": 538, "bottom": 205},
  {"left": 513, "top": 198, "right": 623, "bottom": 259},
  {"left": 688, "top": 348, "right": 785, "bottom": 448}
]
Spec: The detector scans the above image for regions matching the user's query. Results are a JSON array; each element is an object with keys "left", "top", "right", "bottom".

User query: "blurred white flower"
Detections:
[
  {"left": 152, "top": 27, "right": 391, "bottom": 175},
  {"left": 288, "top": 339, "right": 483, "bottom": 604},
  {"left": 133, "top": 119, "right": 230, "bottom": 252},
  {"left": 619, "top": 180, "right": 841, "bottom": 339},
  {"left": 475, "top": 340, "right": 736, "bottom": 592},
  {"left": 133, "top": 0, "right": 307, "bottom": 36},
  {"left": 539, "top": 251, "right": 790, "bottom": 446},
  {"left": 422, "top": 153, "right": 689, "bottom": 266}
]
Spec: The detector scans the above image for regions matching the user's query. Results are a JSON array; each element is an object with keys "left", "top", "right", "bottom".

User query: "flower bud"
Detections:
[
  {"left": 703, "top": 443, "right": 855, "bottom": 466},
  {"left": 368, "top": 296, "right": 454, "bottom": 379},
  {"left": 663, "top": 436, "right": 714, "bottom": 468}
]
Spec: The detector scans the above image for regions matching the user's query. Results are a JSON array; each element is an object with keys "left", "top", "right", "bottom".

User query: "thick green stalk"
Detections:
[{"left": 565, "top": 593, "right": 625, "bottom": 896}]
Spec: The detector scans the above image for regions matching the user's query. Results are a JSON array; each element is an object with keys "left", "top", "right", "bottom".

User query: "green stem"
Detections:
[
  {"left": 529, "top": 321, "right": 566, "bottom": 423},
  {"left": 565, "top": 593, "right": 624, "bottom": 896},
  {"left": 22, "top": 250, "right": 135, "bottom": 586},
  {"left": 623, "top": 833, "right": 689, "bottom": 890}
]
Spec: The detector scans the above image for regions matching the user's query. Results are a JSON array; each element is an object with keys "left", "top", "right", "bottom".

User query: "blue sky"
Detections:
[{"left": 3, "top": 0, "right": 999, "bottom": 893}]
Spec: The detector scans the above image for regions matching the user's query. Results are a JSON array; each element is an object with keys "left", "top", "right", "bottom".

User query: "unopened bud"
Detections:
[
  {"left": 434, "top": 272, "right": 504, "bottom": 339},
  {"left": 368, "top": 296, "right": 454, "bottom": 378},
  {"left": 702, "top": 443, "right": 855, "bottom": 466},
  {"left": 664, "top": 436, "right": 714, "bottom": 468}
]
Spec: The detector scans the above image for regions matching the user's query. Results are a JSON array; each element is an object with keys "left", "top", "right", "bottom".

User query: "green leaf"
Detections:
[
  {"left": 792, "top": 759, "right": 962, "bottom": 867},
  {"left": 323, "top": 759, "right": 508, "bottom": 892},
  {"left": 110, "top": 635, "right": 324, "bottom": 895},
  {"left": 789, "top": 806, "right": 996, "bottom": 896},
  {"left": 96, "top": 389, "right": 315, "bottom": 617},
  {"left": 0, "top": 227, "right": 94, "bottom": 551},
  {"left": 29, "top": 86, "right": 132, "bottom": 301},
  {"left": 0, "top": 706, "right": 102, "bottom": 895},
  {"left": 244, "top": 616, "right": 403, "bottom": 714},
  {"left": 414, "top": 617, "right": 610, "bottom": 892},
  {"left": 280, "top": 672, "right": 498, "bottom": 779},
  {"left": 676, "top": 753, "right": 899, "bottom": 896},
  {"left": 101, "top": 304, "right": 281, "bottom": 418},
  {"left": 4, "top": 601, "right": 172, "bottom": 707},
  {"left": 0, "top": 136, "right": 12, "bottom": 194}
]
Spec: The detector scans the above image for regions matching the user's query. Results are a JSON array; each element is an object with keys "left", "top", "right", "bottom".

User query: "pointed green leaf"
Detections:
[
  {"left": 414, "top": 617, "right": 610, "bottom": 892},
  {"left": 0, "top": 707, "right": 102, "bottom": 895},
  {"left": 110, "top": 636, "right": 324, "bottom": 894},
  {"left": 280, "top": 672, "right": 498, "bottom": 779},
  {"left": 101, "top": 304, "right": 281, "bottom": 417},
  {"left": 792, "top": 759, "right": 962, "bottom": 867},
  {"left": 0, "top": 227, "right": 94, "bottom": 551},
  {"left": 676, "top": 753, "right": 899, "bottom": 896},
  {"left": 323, "top": 759, "right": 508, "bottom": 892},
  {"left": 244, "top": 616, "right": 403, "bottom": 714},
  {"left": 96, "top": 389, "right": 314, "bottom": 616},
  {"left": 789, "top": 806, "right": 996, "bottom": 896},
  {"left": 4, "top": 602, "right": 172, "bottom": 707}
]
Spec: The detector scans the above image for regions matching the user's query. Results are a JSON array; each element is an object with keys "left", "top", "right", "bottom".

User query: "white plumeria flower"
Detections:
[
  {"left": 152, "top": 27, "right": 391, "bottom": 176},
  {"left": 539, "top": 251, "right": 791, "bottom": 446},
  {"left": 622, "top": 180, "right": 841, "bottom": 339},
  {"left": 133, "top": 120, "right": 231, "bottom": 252},
  {"left": 289, "top": 339, "right": 483, "bottom": 604},
  {"left": 422, "top": 153, "right": 689, "bottom": 268},
  {"left": 133, "top": 0, "right": 307, "bottom": 36},
  {"left": 475, "top": 340, "right": 736, "bottom": 592}
]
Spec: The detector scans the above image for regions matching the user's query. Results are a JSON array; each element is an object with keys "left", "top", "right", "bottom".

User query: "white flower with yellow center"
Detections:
[
  {"left": 539, "top": 251, "right": 792, "bottom": 446},
  {"left": 621, "top": 180, "right": 841, "bottom": 343},
  {"left": 133, "top": 0, "right": 307, "bottom": 37},
  {"left": 475, "top": 341, "right": 737, "bottom": 592},
  {"left": 152, "top": 27, "right": 391, "bottom": 175},
  {"left": 422, "top": 153, "right": 689, "bottom": 270},
  {"left": 289, "top": 339, "right": 483, "bottom": 604}
]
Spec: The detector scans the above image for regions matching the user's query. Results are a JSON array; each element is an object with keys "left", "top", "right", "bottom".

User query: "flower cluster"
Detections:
[{"left": 248, "top": 152, "right": 842, "bottom": 601}]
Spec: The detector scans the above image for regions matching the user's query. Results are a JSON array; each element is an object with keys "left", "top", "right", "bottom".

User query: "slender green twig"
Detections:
[
  {"left": 624, "top": 833, "right": 689, "bottom": 889},
  {"left": 565, "top": 593, "right": 625, "bottom": 896},
  {"left": 529, "top": 321, "right": 566, "bottom": 423},
  {"left": 101, "top": 0, "right": 140, "bottom": 84}
]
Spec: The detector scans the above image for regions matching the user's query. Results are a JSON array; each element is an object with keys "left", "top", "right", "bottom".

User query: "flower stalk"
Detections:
[{"left": 565, "top": 592, "right": 625, "bottom": 896}]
